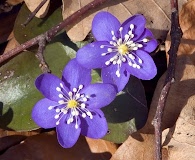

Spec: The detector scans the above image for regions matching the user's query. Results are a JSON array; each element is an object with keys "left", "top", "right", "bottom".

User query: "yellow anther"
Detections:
[
  {"left": 67, "top": 100, "right": 78, "bottom": 108},
  {"left": 118, "top": 44, "right": 129, "bottom": 55}
]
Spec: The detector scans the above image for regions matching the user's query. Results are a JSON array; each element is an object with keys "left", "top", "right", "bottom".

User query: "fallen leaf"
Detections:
[
  {"left": 0, "top": 128, "right": 41, "bottom": 153},
  {"left": 142, "top": 0, "right": 195, "bottom": 133},
  {"left": 6, "top": 0, "right": 24, "bottom": 6},
  {"left": 110, "top": 133, "right": 154, "bottom": 160},
  {"left": 3, "top": 35, "right": 19, "bottom": 53},
  {"left": 0, "top": 131, "right": 118, "bottom": 160},
  {"left": 111, "top": 1, "right": 195, "bottom": 159},
  {"left": 62, "top": 0, "right": 187, "bottom": 42},
  {"left": 111, "top": 133, "right": 168, "bottom": 160},
  {"left": 24, "top": 0, "right": 50, "bottom": 18},
  {"left": 161, "top": 94, "right": 195, "bottom": 160}
]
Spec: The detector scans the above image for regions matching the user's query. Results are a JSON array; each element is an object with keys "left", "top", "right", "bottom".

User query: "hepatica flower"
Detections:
[
  {"left": 32, "top": 59, "right": 116, "bottom": 148},
  {"left": 76, "top": 12, "right": 157, "bottom": 92}
]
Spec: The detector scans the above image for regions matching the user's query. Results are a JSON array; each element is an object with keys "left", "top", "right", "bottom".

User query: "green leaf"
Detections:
[
  {"left": 0, "top": 42, "right": 72, "bottom": 131},
  {"left": 14, "top": 3, "right": 63, "bottom": 43},
  {"left": 102, "top": 76, "right": 148, "bottom": 143}
]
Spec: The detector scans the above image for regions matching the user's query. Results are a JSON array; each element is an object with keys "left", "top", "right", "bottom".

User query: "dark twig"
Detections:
[
  {"left": 22, "top": 0, "right": 48, "bottom": 26},
  {"left": 36, "top": 34, "right": 50, "bottom": 73},
  {"left": 152, "top": 0, "right": 183, "bottom": 160},
  {"left": 0, "top": 0, "right": 108, "bottom": 65}
]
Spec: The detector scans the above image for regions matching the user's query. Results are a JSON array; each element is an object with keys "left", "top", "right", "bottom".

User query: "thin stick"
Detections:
[
  {"left": 36, "top": 35, "right": 50, "bottom": 73},
  {"left": 22, "top": 0, "right": 48, "bottom": 26},
  {"left": 152, "top": 0, "right": 183, "bottom": 160},
  {"left": 0, "top": 0, "right": 108, "bottom": 64}
]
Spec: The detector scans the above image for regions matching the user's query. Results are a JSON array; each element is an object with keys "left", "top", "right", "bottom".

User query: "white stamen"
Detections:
[
  {"left": 56, "top": 108, "right": 60, "bottom": 112},
  {"left": 82, "top": 113, "right": 86, "bottom": 118},
  {"left": 71, "top": 110, "right": 76, "bottom": 116},
  {"left": 132, "top": 64, "right": 137, "bottom": 68},
  {"left": 125, "top": 34, "right": 130, "bottom": 40},
  {"left": 133, "top": 47, "right": 138, "bottom": 50},
  {"left": 117, "top": 59, "right": 122, "bottom": 64},
  {"left": 81, "top": 103, "right": 85, "bottom": 108},
  {"left": 56, "top": 87, "right": 61, "bottom": 91},
  {"left": 79, "top": 85, "right": 83, "bottom": 89},
  {"left": 75, "top": 124, "right": 79, "bottom": 129},
  {"left": 128, "top": 61, "right": 132, "bottom": 66},
  {"left": 59, "top": 94, "right": 63, "bottom": 98},
  {"left": 138, "top": 44, "right": 143, "bottom": 48},
  {"left": 111, "top": 30, "right": 115, "bottom": 35},
  {"left": 58, "top": 100, "right": 65, "bottom": 104},
  {"left": 70, "top": 117, "right": 74, "bottom": 122},
  {"left": 100, "top": 45, "right": 104, "bottom": 48},
  {"left": 138, "top": 59, "right": 143, "bottom": 64},
  {"left": 137, "top": 65, "right": 141, "bottom": 69},
  {"left": 122, "top": 57, "right": 126, "bottom": 62},
  {"left": 48, "top": 106, "right": 53, "bottom": 110},
  {"left": 112, "top": 36, "right": 117, "bottom": 41},
  {"left": 143, "top": 38, "right": 148, "bottom": 42},
  {"left": 75, "top": 110, "right": 79, "bottom": 116},
  {"left": 87, "top": 111, "right": 91, "bottom": 116},
  {"left": 60, "top": 83, "right": 63, "bottom": 88},
  {"left": 67, "top": 118, "right": 71, "bottom": 124},
  {"left": 105, "top": 61, "right": 110, "bottom": 65},
  {"left": 73, "top": 88, "right": 77, "bottom": 92},
  {"left": 119, "top": 27, "right": 123, "bottom": 32},
  {"left": 55, "top": 114, "right": 59, "bottom": 119},
  {"left": 68, "top": 91, "right": 73, "bottom": 97},
  {"left": 129, "top": 54, "right": 135, "bottom": 59},
  {"left": 116, "top": 70, "right": 120, "bottom": 77},
  {"left": 76, "top": 93, "right": 80, "bottom": 97},
  {"left": 130, "top": 24, "right": 134, "bottom": 29},
  {"left": 82, "top": 97, "right": 87, "bottom": 101},
  {"left": 108, "top": 48, "right": 112, "bottom": 52},
  {"left": 126, "top": 41, "right": 133, "bottom": 45},
  {"left": 130, "top": 34, "right": 134, "bottom": 38},
  {"left": 113, "top": 60, "right": 117, "bottom": 65},
  {"left": 62, "top": 109, "right": 67, "bottom": 114}
]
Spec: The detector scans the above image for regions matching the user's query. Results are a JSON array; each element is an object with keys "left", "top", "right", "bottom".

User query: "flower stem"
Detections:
[
  {"left": 0, "top": 0, "right": 109, "bottom": 65},
  {"left": 152, "top": 0, "right": 183, "bottom": 160}
]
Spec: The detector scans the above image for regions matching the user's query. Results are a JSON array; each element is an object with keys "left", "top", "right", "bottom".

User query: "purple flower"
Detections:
[
  {"left": 76, "top": 12, "right": 157, "bottom": 92},
  {"left": 31, "top": 59, "right": 116, "bottom": 148}
]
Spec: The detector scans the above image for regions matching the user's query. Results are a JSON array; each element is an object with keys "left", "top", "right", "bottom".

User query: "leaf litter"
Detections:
[{"left": 111, "top": 0, "right": 195, "bottom": 159}]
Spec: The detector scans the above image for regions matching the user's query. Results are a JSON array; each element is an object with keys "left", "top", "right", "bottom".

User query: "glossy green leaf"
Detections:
[
  {"left": 102, "top": 76, "right": 148, "bottom": 143},
  {"left": 0, "top": 42, "right": 72, "bottom": 131}
]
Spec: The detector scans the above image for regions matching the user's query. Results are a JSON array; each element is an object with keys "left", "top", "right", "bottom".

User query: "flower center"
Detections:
[
  {"left": 100, "top": 24, "right": 149, "bottom": 77},
  {"left": 48, "top": 83, "right": 93, "bottom": 129},
  {"left": 118, "top": 44, "right": 128, "bottom": 55},
  {"left": 67, "top": 100, "right": 78, "bottom": 108}
]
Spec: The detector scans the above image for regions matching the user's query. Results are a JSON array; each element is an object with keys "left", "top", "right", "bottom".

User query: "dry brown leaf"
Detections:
[
  {"left": 111, "top": 133, "right": 168, "bottom": 160},
  {"left": 161, "top": 94, "right": 195, "bottom": 160},
  {"left": 111, "top": 1, "right": 195, "bottom": 159},
  {"left": 0, "top": 128, "right": 41, "bottom": 153},
  {"left": 62, "top": 0, "right": 187, "bottom": 42},
  {"left": 6, "top": 0, "right": 24, "bottom": 6},
  {"left": 110, "top": 133, "right": 155, "bottom": 160},
  {"left": 0, "top": 131, "right": 118, "bottom": 160},
  {"left": 3, "top": 36, "right": 19, "bottom": 53},
  {"left": 24, "top": 0, "right": 50, "bottom": 18},
  {"left": 142, "top": 0, "right": 195, "bottom": 133}
]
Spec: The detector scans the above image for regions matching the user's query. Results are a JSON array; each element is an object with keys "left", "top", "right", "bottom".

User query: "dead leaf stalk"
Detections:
[
  {"left": 152, "top": 0, "right": 183, "bottom": 160},
  {"left": 21, "top": 0, "right": 48, "bottom": 26},
  {"left": 0, "top": 0, "right": 109, "bottom": 69}
]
